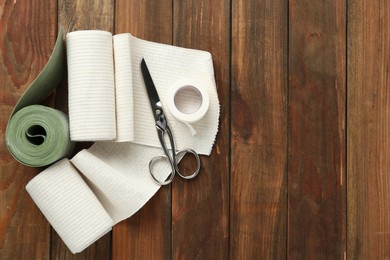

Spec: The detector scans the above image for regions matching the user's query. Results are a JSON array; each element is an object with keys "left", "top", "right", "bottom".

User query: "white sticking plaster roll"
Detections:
[
  {"left": 67, "top": 30, "right": 116, "bottom": 141},
  {"left": 26, "top": 159, "right": 113, "bottom": 254},
  {"left": 113, "top": 34, "right": 134, "bottom": 142},
  {"left": 166, "top": 79, "right": 210, "bottom": 135}
]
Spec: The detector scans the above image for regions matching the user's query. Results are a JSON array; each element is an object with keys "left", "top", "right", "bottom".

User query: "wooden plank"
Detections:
[
  {"left": 172, "top": 0, "right": 230, "bottom": 259},
  {"left": 112, "top": 1, "right": 173, "bottom": 259},
  {"left": 0, "top": 0, "right": 57, "bottom": 258},
  {"left": 288, "top": 0, "right": 346, "bottom": 258},
  {"left": 230, "top": 0, "right": 287, "bottom": 259},
  {"left": 347, "top": 0, "right": 390, "bottom": 258},
  {"left": 53, "top": 0, "right": 114, "bottom": 258}
]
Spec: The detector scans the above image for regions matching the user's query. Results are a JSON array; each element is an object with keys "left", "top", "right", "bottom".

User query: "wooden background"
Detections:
[{"left": 0, "top": 0, "right": 389, "bottom": 259}]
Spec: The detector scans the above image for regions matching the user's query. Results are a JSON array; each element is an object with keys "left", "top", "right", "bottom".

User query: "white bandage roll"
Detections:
[
  {"left": 166, "top": 79, "right": 210, "bottom": 135},
  {"left": 26, "top": 159, "right": 113, "bottom": 254},
  {"left": 113, "top": 34, "right": 134, "bottom": 142},
  {"left": 67, "top": 30, "right": 116, "bottom": 141}
]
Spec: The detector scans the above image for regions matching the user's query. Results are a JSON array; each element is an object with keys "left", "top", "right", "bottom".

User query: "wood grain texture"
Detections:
[
  {"left": 58, "top": 0, "right": 114, "bottom": 34},
  {"left": 115, "top": 0, "right": 172, "bottom": 42},
  {"left": 0, "top": 0, "right": 57, "bottom": 258},
  {"left": 347, "top": 0, "right": 390, "bottom": 258},
  {"left": 6, "top": 0, "right": 390, "bottom": 258},
  {"left": 171, "top": 0, "right": 230, "bottom": 259},
  {"left": 230, "top": 0, "right": 288, "bottom": 259},
  {"left": 288, "top": 0, "right": 346, "bottom": 259},
  {"left": 113, "top": 1, "right": 172, "bottom": 259},
  {"left": 53, "top": 0, "right": 114, "bottom": 258}
]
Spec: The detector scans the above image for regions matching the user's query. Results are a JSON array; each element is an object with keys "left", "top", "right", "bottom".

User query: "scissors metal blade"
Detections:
[{"left": 141, "top": 59, "right": 162, "bottom": 117}]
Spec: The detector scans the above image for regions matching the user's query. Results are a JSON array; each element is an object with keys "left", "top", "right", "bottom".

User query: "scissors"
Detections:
[{"left": 141, "top": 59, "right": 201, "bottom": 185}]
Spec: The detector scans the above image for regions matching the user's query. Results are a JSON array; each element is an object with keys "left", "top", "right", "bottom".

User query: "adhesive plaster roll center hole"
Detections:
[
  {"left": 173, "top": 85, "right": 203, "bottom": 114},
  {"left": 26, "top": 125, "right": 46, "bottom": 145}
]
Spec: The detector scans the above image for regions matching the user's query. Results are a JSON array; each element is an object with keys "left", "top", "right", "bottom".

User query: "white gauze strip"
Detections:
[
  {"left": 71, "top": 142, "right": 172, "bottom": 224},
  {"left": 127, "top": 34, "right": 219, "bottom": 155},
  {"left": 113, "top": 34, "right": 134, "bottom": 142}
]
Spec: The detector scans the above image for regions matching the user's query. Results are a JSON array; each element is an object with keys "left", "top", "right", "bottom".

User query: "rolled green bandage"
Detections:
[
  {"left": 6, "top": 105, "right": 75, "bottom": 167},
  {"left": 5, "top": 28, "right": 74, "bottom": 167}
]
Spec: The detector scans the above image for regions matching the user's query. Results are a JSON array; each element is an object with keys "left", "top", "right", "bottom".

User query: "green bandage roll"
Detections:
[
  {"left": 6, "top": 105, "right": 75, "bottom": 167},
  {"left": 5, "top": 28, "right": 74, "bottom": 167}
]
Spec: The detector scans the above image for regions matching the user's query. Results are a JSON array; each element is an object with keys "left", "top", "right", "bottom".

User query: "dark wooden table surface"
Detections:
[{"left": 1, "top": 0, "right": 389, "bottom": 259}]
